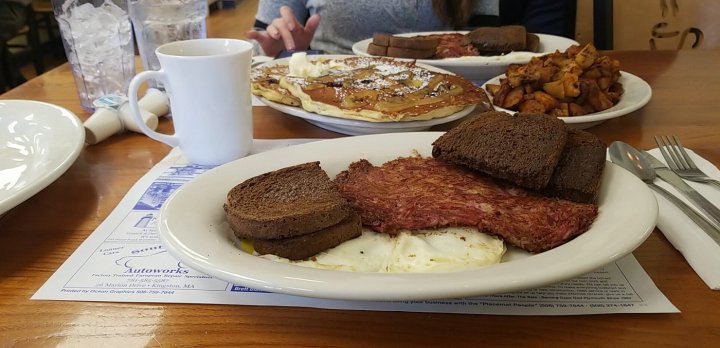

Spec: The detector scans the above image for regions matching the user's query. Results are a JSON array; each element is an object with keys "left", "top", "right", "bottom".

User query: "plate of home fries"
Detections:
[{"left": 482, "top": 43, "right": 652, "bottom": 129}]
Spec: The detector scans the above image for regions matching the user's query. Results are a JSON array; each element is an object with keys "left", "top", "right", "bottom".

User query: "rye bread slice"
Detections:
[
  {"left": 386, "top": 46, "right": 435, "bottom": 59},
  {"left": 467, "top": 25, "right": 527, "bottom": 54},
  {"left": 253, "top": 211, "right": 362, "bottom": 260},
  {"left": 431, "top": 111, "right": 568, "bottom": 190},
  {"left": 542, "top": 129, "right": 607, "bottom": 203},
  {"left": 367, "top": 43, "right": 388, "bottom": 56},
  {"left": 388, "top": 35, "right": 440, "bottom": 50},
  {"left": 372, "top": 32, "right": 393, "bottom": 47},
  {"left": 224, "top": 161, "right": 349, "bottom": 240},
  {"left": 525, "top": 33, "right": 540, "bottom": 52}
]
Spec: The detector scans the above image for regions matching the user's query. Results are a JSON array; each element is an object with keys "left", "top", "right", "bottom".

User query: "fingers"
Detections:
[
  {"left": 247, "top": 29, "right": 275, "bottom": 45},
  {"left": 266, "top": 22, "right": 281, "bottom": 40},
  {"left": 275, "top": 6, "right": 303, "bottom": 50},
  {"left": 254, "top": 6, "right": 317, "bottom": 53},
  {"left": 279, "top": 6, "right": 300, "bottom": 32},
  {"left": 245, "top": 30, "right": 260, "bottom": 40},
  {"left": 245, "top": 30, "right": 284, "bottom": 57},
  {"left": 270, "top": 17, "right": 297, "bottom": 50},
  {"left": 304, "top": 14, "right": 321, "bottom": 36}
]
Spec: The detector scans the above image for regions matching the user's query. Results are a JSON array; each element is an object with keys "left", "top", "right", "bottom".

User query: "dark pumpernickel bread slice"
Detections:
[
  {"left": 224, "top": 161, "right": 349, "bottom": 240},
  {"left": 367, "top": 43, "right": 388, "bottom": 56},
  {"left": 388, "top": 35, "right": 440, "bottom": 50},
  {"left": 525, "top": 33, "right": 540, "bottom": 52},
  {"left": 432, "top": 111, "right": 568, "bottom": 190},
  {"left": 542, "top": 129, "right": 607, "bottom": 203},
  {"left": 467, "top": 25, "right": 527, "bottom": 54},
  {"left": 253, "top": 211, "right": 362, "bottom": 260},
  {"left": 372, "top": 32, "right": 392, "bottom": 47},
  {"left": 387, "top": 46, "right": 435, "bottom": 59}
]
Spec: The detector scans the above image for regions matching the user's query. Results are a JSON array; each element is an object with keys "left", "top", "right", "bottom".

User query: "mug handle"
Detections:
[{"left": 128, "top": 70, "right": 179, "bottom": 147}]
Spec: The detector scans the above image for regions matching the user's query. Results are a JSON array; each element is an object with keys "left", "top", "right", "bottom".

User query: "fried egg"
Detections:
[{"left": 259, "top": 227, "right": 505, "bottom": 273}]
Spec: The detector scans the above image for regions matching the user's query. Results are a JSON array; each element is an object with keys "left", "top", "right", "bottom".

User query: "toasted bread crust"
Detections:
[
  {"left": 372, "top": 32, "right": 392, "bottom": 46},
  {"left": 388, "top": 36, "right": 440, "bottom": 50},
  {"left": 369, "top": 34, "right": 441, "bottom": 59},
  {"left": 467, "top": 25, "right": 527, "bottom": 54},
  {"left": 367, "top": 43, "right": 388, "bottom": 56},
  {"left": 432, "top": 111, "right": 568, "bottom": 190},
  {"left": 224, "top": 162, "right": 349, "bottom": 240},
  {"left": 525, "top": 33, "right": 540, "bottom": 52},
  {"left": 542, "top": 129, "right": 607, "bottom": 203},
  {"left": 386, "top": 46, "right": 435, "bottom": 59},
  {"left": 253, "top": 212, "right": 362, "bottom": 260}
]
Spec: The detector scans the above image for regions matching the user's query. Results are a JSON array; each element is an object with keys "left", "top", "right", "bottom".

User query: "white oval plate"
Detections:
[
  {"left": 0, "top": 100, "right": 85, "bottom": 215},
  {"left": 255, "top": 55, "right": 477, "bottom": 135},
  {"left": 158, "top": 132, "right": 657, "bottom": 301},
  {"left": 260, "top": 98, "right": 475, "bottom": 135},
  {"left": 352, "top": 32, "right": 579, "bottom": 81},
  {"left": 482, "top": 71, "right": 653, "bottom": 129}
]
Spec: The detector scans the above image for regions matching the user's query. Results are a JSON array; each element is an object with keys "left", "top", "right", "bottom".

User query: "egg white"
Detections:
[{"left": 259, "top": 227, "right": 505, "bottom": 273}]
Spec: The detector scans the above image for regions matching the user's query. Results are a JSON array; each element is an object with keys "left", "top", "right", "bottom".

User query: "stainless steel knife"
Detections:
[{"left": 643, "top": 151, "right": 720, "bottom": 229}]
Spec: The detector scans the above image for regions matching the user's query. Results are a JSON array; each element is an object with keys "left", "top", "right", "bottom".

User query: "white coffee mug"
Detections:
[{"left": 128, "top": 38, "right": 253, "bottom": 165}]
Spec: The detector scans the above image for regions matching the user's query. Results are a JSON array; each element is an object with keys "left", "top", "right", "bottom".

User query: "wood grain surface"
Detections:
[{"left": 1, "top": 19, "right": 720, "bottom": 347}]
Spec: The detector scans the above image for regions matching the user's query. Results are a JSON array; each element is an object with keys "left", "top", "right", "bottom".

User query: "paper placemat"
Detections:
[{"left": 33, "top": 139, "right": 678, "bottom": 315}]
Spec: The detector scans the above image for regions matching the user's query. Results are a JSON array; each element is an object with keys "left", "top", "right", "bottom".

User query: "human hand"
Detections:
[{"left": 246, "top": 5, "right": 321, "bottom": 57}]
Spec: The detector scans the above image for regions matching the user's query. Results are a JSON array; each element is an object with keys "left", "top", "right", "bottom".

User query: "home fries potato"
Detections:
[{"left": 485, "top": 43, "right": 624, "bottom": 116}]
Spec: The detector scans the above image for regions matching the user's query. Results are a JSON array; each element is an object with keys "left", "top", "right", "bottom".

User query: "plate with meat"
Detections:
[
  {"left": 158, "top": 131, "right": 657, "bottom": 301},
  {"left": 252, "top": 54, "right": 491, "bottom": 135},
  {"left": 352, "top": 29, "right": 579, "bottom": 82}
]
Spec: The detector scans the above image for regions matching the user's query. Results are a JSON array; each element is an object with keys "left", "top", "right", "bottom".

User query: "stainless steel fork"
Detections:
[{"left": 655, "top": 135, "right": 720, "bottom": 190}]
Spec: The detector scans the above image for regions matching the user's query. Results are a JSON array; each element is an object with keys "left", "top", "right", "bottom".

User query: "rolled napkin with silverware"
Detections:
[
  {"left": 83, "top": 89, "right": 171, "bottom": 145},
  {"left": 643, "top": 147, "right": 720, "bottom": 290}
]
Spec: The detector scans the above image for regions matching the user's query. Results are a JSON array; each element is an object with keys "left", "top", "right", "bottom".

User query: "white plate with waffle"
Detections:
[
  {"left": 258, "top": 97, "right": 476, "bottom": 135},
  {"left": 253, "top": 55, "right": 486, "bottom": 135}
]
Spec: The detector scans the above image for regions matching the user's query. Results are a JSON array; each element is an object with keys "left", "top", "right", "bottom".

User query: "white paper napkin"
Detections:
[{"left": 644, "top": 148, "right": 720, "bottom": 290}]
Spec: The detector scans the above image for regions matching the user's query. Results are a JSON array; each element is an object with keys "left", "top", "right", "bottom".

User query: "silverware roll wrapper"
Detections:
[{"left": 83, "top": 89, "right": 170, "bottom": 145}]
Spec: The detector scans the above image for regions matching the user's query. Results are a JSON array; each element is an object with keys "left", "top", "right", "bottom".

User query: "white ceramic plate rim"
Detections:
[
  {"left": 259, "top": 98, "right": 475, "bottom": 130},
  {"left": 482, "top": 71, "right": 653, "bottom": 124},
  {"left": 0, "top": 100, "right": 85, "bottom": 215},
  {"left": 352, "top": 32, "right": 579, "bottom": 67},
  {"left": 254, "top": 54, "right": 477, "bottom": 132},
  {"left": 158, "top": 132, "right": 658, "bottom": 301}
]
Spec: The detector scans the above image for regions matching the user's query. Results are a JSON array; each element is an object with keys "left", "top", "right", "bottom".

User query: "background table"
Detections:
[{"left": 1, "top": 50, "right": 719, "bottom": 346}]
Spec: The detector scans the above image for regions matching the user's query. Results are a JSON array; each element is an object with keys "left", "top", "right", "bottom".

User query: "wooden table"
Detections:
[{"left": 1, "top": 49, "right": 719, "bottom": 347}]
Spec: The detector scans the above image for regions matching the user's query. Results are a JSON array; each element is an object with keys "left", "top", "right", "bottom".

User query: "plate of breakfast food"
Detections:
[
  {"left": 251, "top": 53, "right": 492, "bottom": 135},
  {"left": 0, "top": 100, "right": 84, "bottom": 216},
  {"left": 351, "top": 26, "right": 579, "bottom": 81},
  {"left": 259, "top": 98, "right": 477, "bottom": 135},
  {"left": 481, "top": 43, "right": 652, "bottom": 129},
  {"left": 158, "top": 111, "right": 657, "bottom": 301}
]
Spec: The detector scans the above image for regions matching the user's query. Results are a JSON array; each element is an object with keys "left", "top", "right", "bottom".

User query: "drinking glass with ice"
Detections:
[
  {"left": 129, "top": 0, "right": 208, "bottom": 89},
  {"left": 53, "top": 0, "right": 135, "bottom": 111}
]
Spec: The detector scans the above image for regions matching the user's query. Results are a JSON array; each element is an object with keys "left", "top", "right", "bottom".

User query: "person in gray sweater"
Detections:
[{"left": 246, "top": 0, "right": 575, "bottom": 57}]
